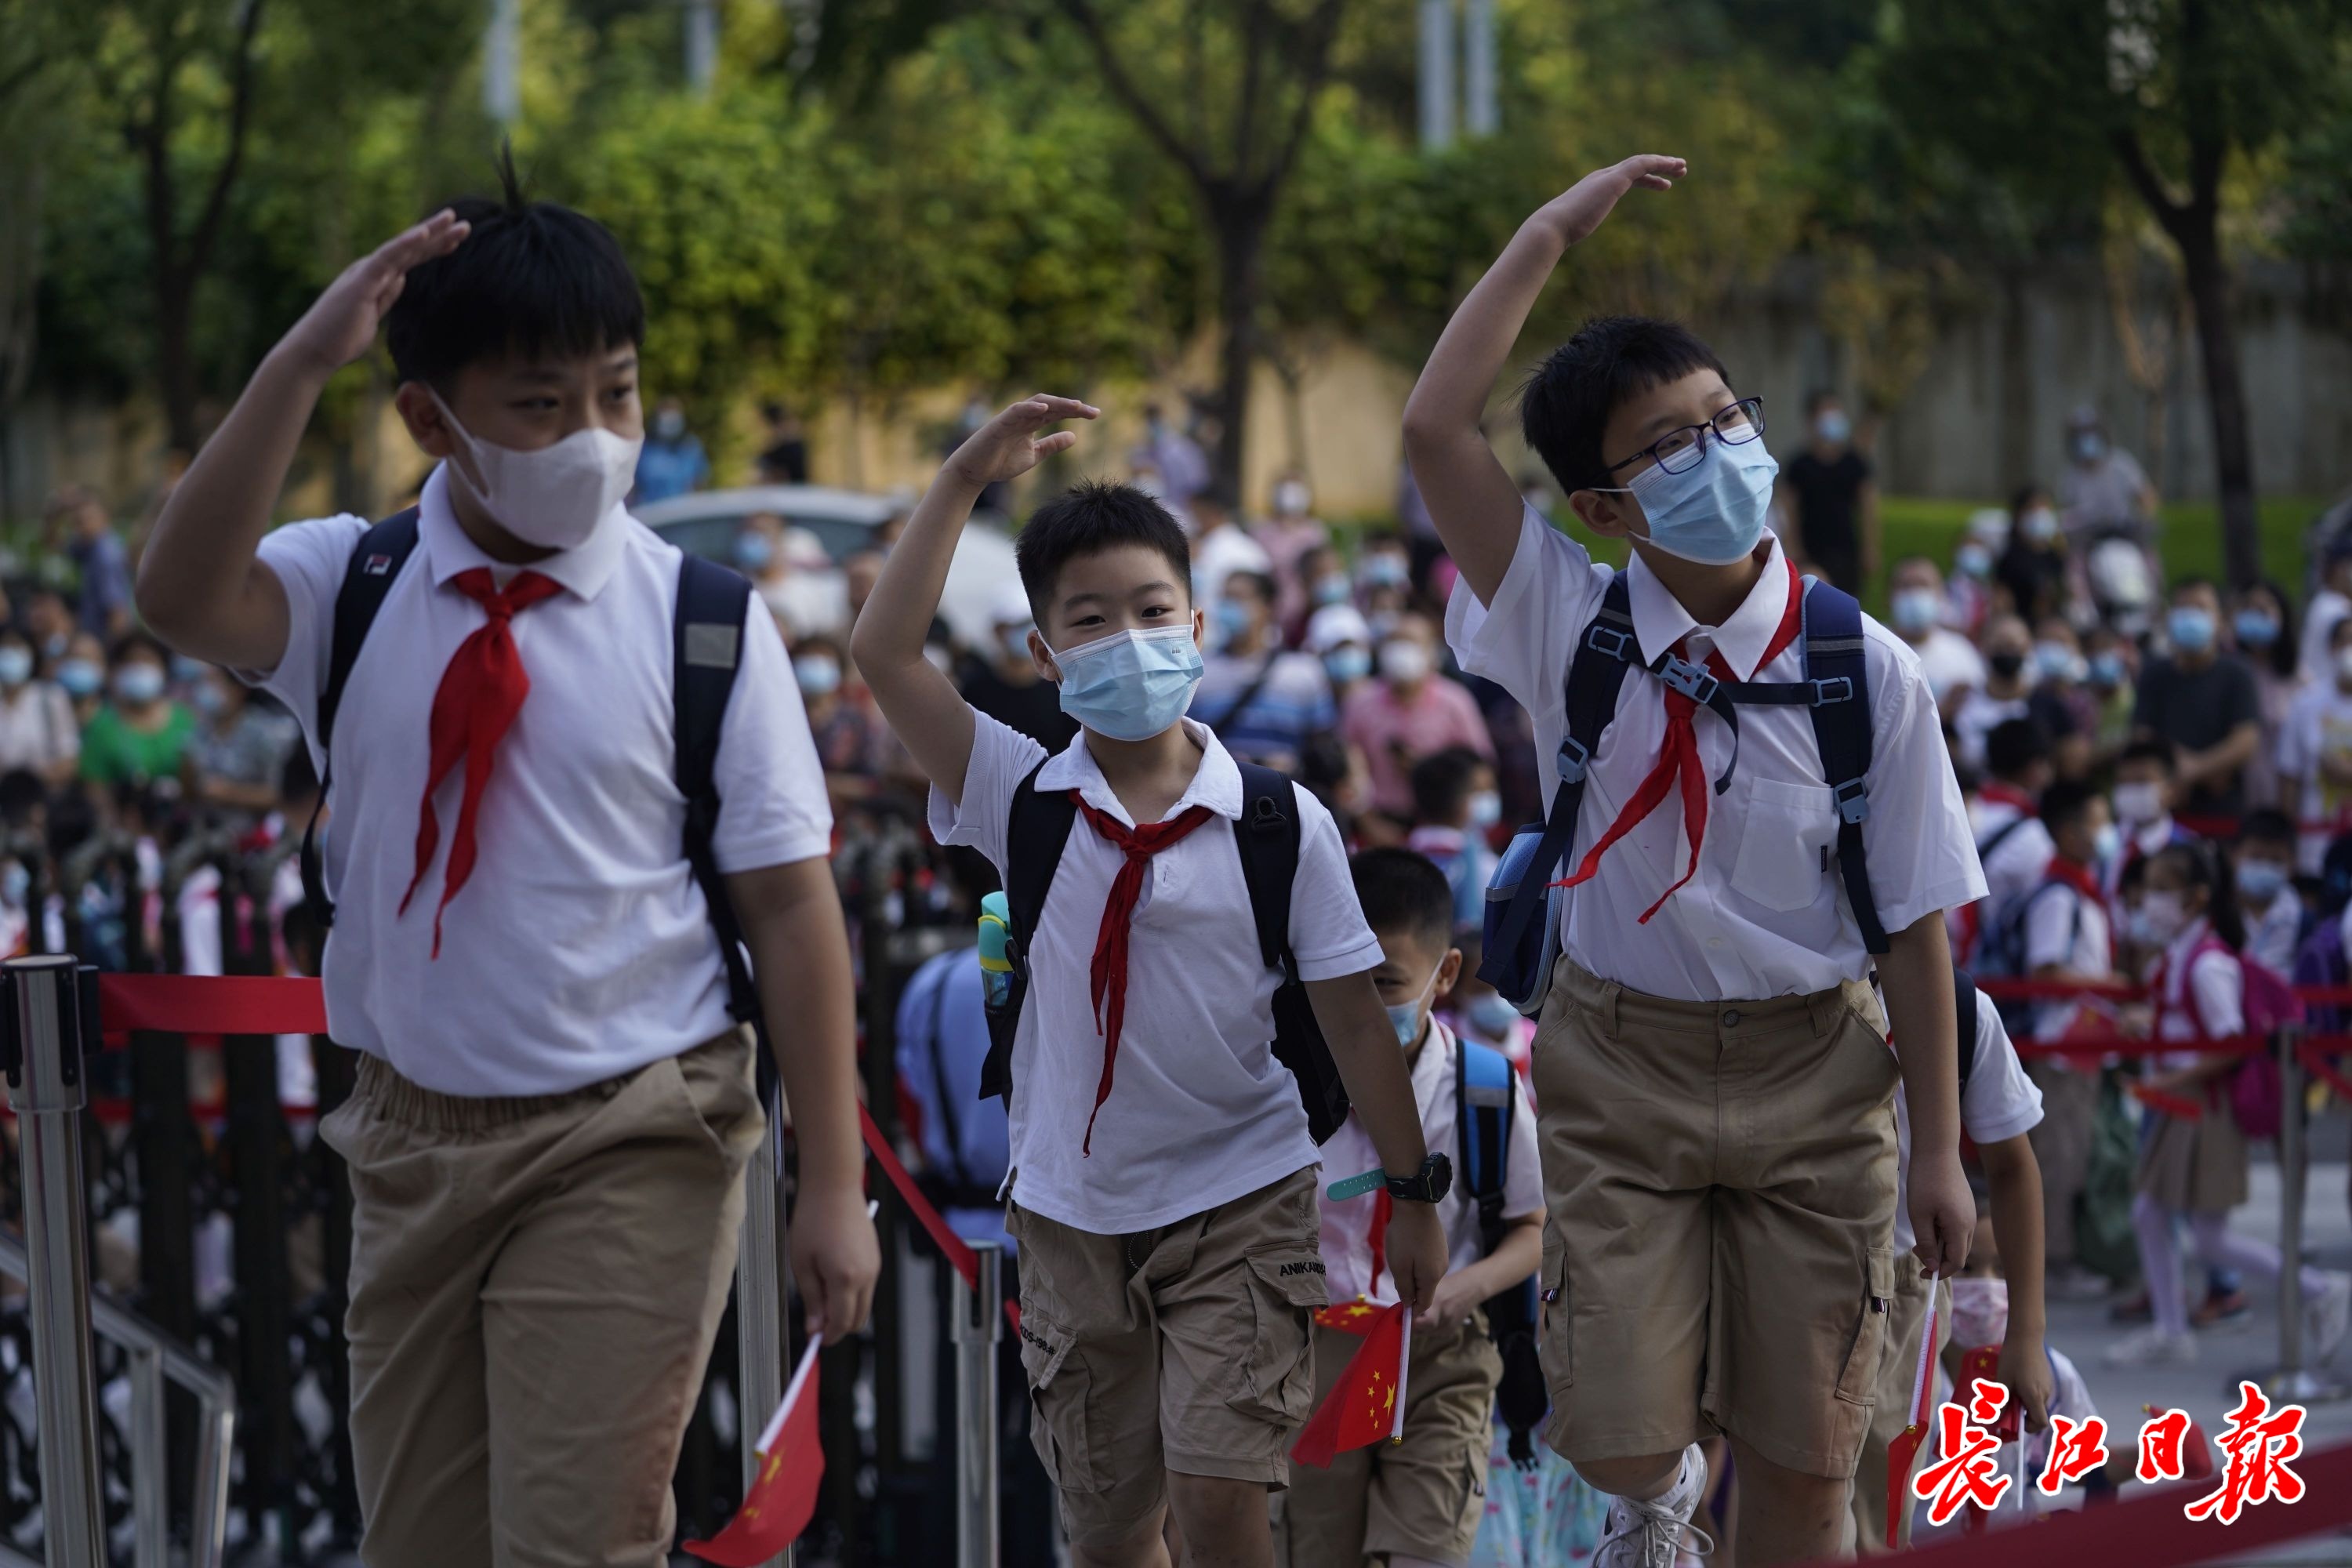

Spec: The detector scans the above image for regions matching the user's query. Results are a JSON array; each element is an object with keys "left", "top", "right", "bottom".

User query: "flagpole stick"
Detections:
[{"left": 1392, "top": 1308, "right": 1412, "bottom": 1445}]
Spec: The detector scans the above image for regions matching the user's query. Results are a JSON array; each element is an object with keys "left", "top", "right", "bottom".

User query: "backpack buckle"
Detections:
[
  {"left": 1557, "top": 735, "right": 1591, "bottom": 785},
  {"left": 1832, "top": 777, "right": 1871, "bottom": 825},
  {"left": 1584, "top": 623, "right": 1635, "bottom": 662},
  {"left": 1658, "top": 657, "right": 1719, "bottom": 707},
  {"left": 1809, "top": 675, "right": 1856, "bottom": 706},
  {"left": 1250, "top": 795, "right": 1290, "bottom": 833}
]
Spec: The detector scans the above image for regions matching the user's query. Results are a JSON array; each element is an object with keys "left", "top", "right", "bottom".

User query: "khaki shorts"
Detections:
[
  {"left": 1532, "top": 961, "right": 1902, "bottom": 1479},
  {"left": 1007, "top": 1168, "right": 1326, "bottom": 1552},
  {"left": 1849, "top": 1269, "right": 1950, "bottom": 1552},
  {"left": 1278, "top": 1315, "right": 1501, "bottom": 1568}
]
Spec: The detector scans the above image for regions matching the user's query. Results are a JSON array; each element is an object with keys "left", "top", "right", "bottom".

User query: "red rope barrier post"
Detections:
[
  {"left": 2259, "top": 1022, "right": 2350, "bottom": 1408},
  {"left": 949, "top": 1240, "right": 1004, "bottom": 1568}
]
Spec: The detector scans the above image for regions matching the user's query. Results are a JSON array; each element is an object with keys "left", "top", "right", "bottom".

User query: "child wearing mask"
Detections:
[
  {"left": 2234, "top": 808, "right": 2303, "bottom": 975},
  {"left": 1406, "top": 746, "right": 1503, "bottom": 936},
  {"left": 1853, "top": 978, "right": 2047, "bottom": 1552},
  {"left": 1405, "top": 155, "right": 1981, "bottom": 1566},
  {"left": 134, "top": 191, "right": 876, "bottom": 1565},
  {"left": 2107, "top": 739, "right": 2198, "bottom": 902},
  {"left": 1281, "top": 850, "right": 1543, "bottom": 1568},
  {"left": 1887, "top": 557, "right": 1986, "bottom": 713},
  {"left": 1996, "top": 485, "right": 2068, "bottom": 626},
  {"left": 852, "top": 397, "right": 1447, "bottom": 1567},
  {"left": 2230, "top": 583, "right": 2297, "bottom": 812},
  {"left": 1951, "top": 616, "right": 2037, "bottom": 774},
  {"left": 0, "top": 627, "right": 80, "bottom": 786},
  {"left": 2107, "top": 842, "right": 2352, "bottom": 1367},
  {"left": 2278, "top": 612, "right": 2352, "bottom": 872}
]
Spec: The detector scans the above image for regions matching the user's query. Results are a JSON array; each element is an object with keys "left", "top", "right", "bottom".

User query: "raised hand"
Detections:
[
  {"left": 1535, "top": 155, "right": 1686, "bottom": 249},
  {"left": 944, "top": 395, "right": 1099, "bottom": 489},
  {"left": 278, "top": 210, "right": 471, "bottom": 377}
]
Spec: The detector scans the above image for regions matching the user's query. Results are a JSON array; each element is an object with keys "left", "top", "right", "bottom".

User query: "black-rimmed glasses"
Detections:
[{"left": 1605, "top": 397, "right": 1767, "bottom": 478}]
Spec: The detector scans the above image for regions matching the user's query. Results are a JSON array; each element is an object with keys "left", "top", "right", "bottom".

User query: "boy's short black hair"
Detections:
[
  {"left": 2117, "top": 737, "right": 2177, "bottom": 776},
  {"left": 1519, "top": 316, "right": 1729, "bottom": 494},
  {"left": 1225, "top": 570, "right": 1277, "bottom": 607},
  {"left": 2240, "top": 807, "right": 2296, "bottom": 848},
  {"left": 1014, "top": 480, "right": 1192, "bottom": 620},
  {"left": 387, "top": 151, "right": 645, "bottom": 389},
  {"left": 1984, "top": 718, "right": 2050, "bottom": 782},
  {"left": 1349, "top": 848, "right": 1455, "bottom": 953},
  {"left": 1410, "top": 746, "right": 1488, "bottom": 826},
  {"left": 2040, "top": 779, "right": 2101, "bottom": 837}
]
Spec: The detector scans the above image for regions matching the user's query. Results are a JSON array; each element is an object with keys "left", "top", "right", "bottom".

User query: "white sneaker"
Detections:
[
  {"left": 2048, "top": 1265, "right": 2113, "bottom": 1303},
  {"left": 2305, "top": 1272, "right": 2352, "bottom": 1364},
  {"left": 2104, "top": 1325, "right": 2198, "bottom": 1367},
  {"left": 1597, "top": 1443, "right": 1714, "bottom": 1568}
]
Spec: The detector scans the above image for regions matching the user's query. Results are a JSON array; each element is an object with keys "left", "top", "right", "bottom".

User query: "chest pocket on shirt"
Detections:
[{"left": 1729, "top": 778, "right": 1836, "bottom": 912}]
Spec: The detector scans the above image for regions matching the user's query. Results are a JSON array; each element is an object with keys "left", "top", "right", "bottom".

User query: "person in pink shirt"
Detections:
[{"left": 1342, "top": 612, "right": 1496, "bottom": 822}]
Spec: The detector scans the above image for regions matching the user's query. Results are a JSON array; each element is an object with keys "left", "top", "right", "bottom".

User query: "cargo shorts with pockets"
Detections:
[
  {"left": 1532, "top": 960, "right": 1903, "bottom": 1479},
  {"left": 1007, "top": 1167, "right": 1326, "bottom": 1551}
]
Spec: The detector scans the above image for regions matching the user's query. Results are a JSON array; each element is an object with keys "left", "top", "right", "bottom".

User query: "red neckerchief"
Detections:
[
  {"left": 1979, "top": 782, "right": 2037, "bottom": 815},
  {"left": 2045, "top": 855, "right": 2105, "bottom": 906},
  {"left": 1555, "top": 558, "right": 1802, "bottom": 922}
]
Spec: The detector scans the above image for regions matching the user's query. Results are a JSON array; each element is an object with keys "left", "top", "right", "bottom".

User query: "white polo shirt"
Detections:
[
  {"left": 251, "top": 466, "right": 833, "bottom": 1097},
  {"left": 932, "top": 710, "right": 1382, "bottom": 1235},
  {"left": 1315, "top": 1018, "right": 1542, "bottom": 1308},
  {"left": 1892, "top": 987, "right": 2043, "bottom": 1254},
  {"left": 1445, "top": 506, "right": 1985, "bottom": 1002},
  {"left": 1970, "top": 797, "right": 2055, "bottom": 924}
]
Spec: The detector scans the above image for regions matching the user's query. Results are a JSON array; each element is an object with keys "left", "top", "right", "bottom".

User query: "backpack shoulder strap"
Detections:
[
  {"left": 1207, "top": 652, "right": 1283, "bottom": 740},
  {"left": 1480, "top": 572, "right": 1638, "bottom": 983},
  {"left": 1976, "top": 814, "right": 2031, "bottom": 861},
  {"left": 1004, "top": 757, "right": 1079, "bottom": 969},
  {"left": 1953, "top": 966, "right": 1981, "bottom": 1096},
  {"left": 674, "top": 552, "right": 758, "bottom": 1020},
  {"left": 302, "top": 507, "right": 422, "bottom": 931},
  {"left": 1454, "top": 1038, "right": 1516, "bottom": 1204},
  {"left": 1234, "top": 761, "right": 1302, "bottom": 973},
  {"left": 1798, "top": 577, "right": 1888, "bottom": 953}
]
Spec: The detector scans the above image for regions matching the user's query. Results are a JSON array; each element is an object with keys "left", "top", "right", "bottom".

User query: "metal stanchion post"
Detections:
[
  {"left": 2262, "top": 1024, "right": 2348, "bottom": 1403},
  {"left": 949, "top": 1241, "right": 1003, "bottom": 1568},
  {"left": 2, "top": 955, "right": 105, "bottom": 1567},
  {"left": 735, "top": 1079, "right": 788, "bottom": 1568}
]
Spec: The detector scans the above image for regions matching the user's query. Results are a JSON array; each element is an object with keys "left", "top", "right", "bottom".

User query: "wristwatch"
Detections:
[{"left": 1385, "top": 1153, "right": 1453, "bottom": 1205}]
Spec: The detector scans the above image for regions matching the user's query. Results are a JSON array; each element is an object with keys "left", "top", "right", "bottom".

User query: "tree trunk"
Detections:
[
  {"left": 1209, "top": 191, "right": 1271, "bottom": 508},
  {"left": 156, "top": 270, "right": 200, "bottom": 455},
  {"left": 2176, "top": 218, "right": 2259, "bottom": 588}
]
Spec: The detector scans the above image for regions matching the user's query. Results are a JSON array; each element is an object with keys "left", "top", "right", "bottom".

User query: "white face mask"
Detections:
[
  {"left": 1381, "top": 639, "right": 1432, "bottom": 684},
  {"left": 2112, "top": 781, "right": 2163, "bottom": 826},
  {"left": 434, "top": 393, "right": 641, "bottom": 552},
  {"left": 2138, "top": 889, "right": 2190, "bottom": 946}
]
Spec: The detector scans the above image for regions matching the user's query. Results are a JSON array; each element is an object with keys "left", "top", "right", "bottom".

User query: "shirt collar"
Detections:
[
  {"left": 1409, "top": 1014, "right": 1456, "bottom": 1100},
  {"left": 419, "top": 464, "right": 629, "bottom": 603},
  {"left": 1034, "top": 717, "right": 1243, "bottom": 827},
  {"left": 1624, "top": 532, "right": 1793, "bottom": 677}
]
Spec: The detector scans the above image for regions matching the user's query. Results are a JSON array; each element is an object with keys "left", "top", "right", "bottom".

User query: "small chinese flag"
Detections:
[
  {"left": 1313, "top": 1298, "right": 1388, "bottom": 1336},
  {"left": 684, "top": 1341, "right": 824, "bottom": 1566},
  {"left": 1292, "top": 1301, "right": 1408, "bottom": 1468},
  {"left": 1884, "top": 1298, "right": 1940, "bottom": 1548}
]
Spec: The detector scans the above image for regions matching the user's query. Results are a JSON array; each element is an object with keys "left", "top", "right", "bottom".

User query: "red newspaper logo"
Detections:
[
  {"left": 1912, "top": 1379, "right": 2013, "bottom": 1526},
  {"left": 2036, "top": 1414, "right": 2110, "bottom": 1495},
  {"left": 2183, "top": 1381, "right": 2307, "bottom": 1525},
  {"left": 2138, "top": 1407, "right": 2194, "bottom": 1483}
]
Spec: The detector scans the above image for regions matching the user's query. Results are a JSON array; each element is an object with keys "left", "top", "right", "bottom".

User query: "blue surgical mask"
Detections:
[
  {"left": 1052, "top": 625, "right": 1203, "bottom": 742},
  {"left": 1466, "top": 992, "right": 1521, "bottom": 1039},
  {"left": 2089, "top": 651, "right": 2126, "bottom": 687},
  {"left": 793, "top": 654, "right": 842, "bottom": 697},
  {"left": 1468, "top": 789, "right": 1502, "bottom": 829},
  {"left": 2238, "top": 859, "right": 2288, "bottom": 905},
  {"left": 2021, "top": 507, "right": 2060, "bottom": 543},
  {"left": 1323, "top": 646, "right": 1371, "bottom": 684},
  {"left": 1385, "top": 964, "right": 1440, "bottom": 1047},
  {"left": 2092, "top": 822, "right": 2124, "bottom": 866},
  {"left": 2169, "top": 605, "right": 2217, "bottom": 654},
  {"left": 1955, "top": 542, "right": 1992, "bottom": 579},
  {"left": 1360, "top": 555, "right": 1408, "bottom": 589},
  {"left": 56, "top": 659, "right": 100, "bottom": 699},
  {"left": 1313, "top": 574, "right": 1351, "bottom": 607},
  {"left": 1620, "top": 437, "right": 1777, "bottom": 566},
  {"left": 0, "top": 649, "right": 32, "bottom": 687},
  {"left": 1813, "top": 410, "right": 1850, "bottom": 445},
  {"left": 2034, "top": 642, "right": 2078, "bottom": 681},
  {"left": 2234, "top": 609, "right": 2280, "bottom": 649},
  {"left": 734, "top": 533, "right": 775, "bottom": 572},
  {"left": 1213, "top": 599, "right": 1254, "bottom": 644},
  {"left": 1891, "top": 588, "right": 1940, "bottom": 636},
  {"left": 114, "top": 665, "right": 165, "bottom": 705}
]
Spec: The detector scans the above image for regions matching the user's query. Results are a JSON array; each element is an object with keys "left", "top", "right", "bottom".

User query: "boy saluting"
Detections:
[
  {"left": 136, "top": 191, "right": 878, "bottom": 1566},
  {"left": 852, "top": 397, "right": 1448, "bottom": 1568},
  {"left": 1403, "top": 158, "right": 1983, "bottom": 1565}
]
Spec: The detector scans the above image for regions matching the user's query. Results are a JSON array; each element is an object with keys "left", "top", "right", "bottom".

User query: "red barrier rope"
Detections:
[
  {"left": 1798, "top": 1439, "right": 2352, "bottom": 1568},
  {"left": 96, "top": 974, "right": 325, "bottom": 1040},
  {"left": 858, "top": 1102, "right": 981, "bottom": 1292}
]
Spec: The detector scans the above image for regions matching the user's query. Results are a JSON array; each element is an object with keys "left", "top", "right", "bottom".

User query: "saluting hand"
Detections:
[
  {"left": 278, "top": 209, "right": 471, "bottom": 377},
  {"left": 1534, "top": 155, "right": 1687, "bottom": 249},
  {"left": 944, "top": 395, "right": 1099, "bottom": 490}
]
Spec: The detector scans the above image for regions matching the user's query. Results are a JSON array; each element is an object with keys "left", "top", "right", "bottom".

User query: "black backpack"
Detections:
[
  {"left": 980, "top": 757, "right": 1350, "bottom": 1143},
  {"left": 298, "top": 508, "right": 760, "bottom": 1021}
]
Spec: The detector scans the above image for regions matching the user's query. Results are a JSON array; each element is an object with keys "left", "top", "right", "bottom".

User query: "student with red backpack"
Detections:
[{"left": 2107, "top": 840, "right": 2351, "bottom": 1368}]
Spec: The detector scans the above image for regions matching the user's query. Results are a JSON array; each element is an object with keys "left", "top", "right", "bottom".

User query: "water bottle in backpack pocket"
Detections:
[{"left": 1483, "top": 826, "right": 1565, "bottom": 1018}]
